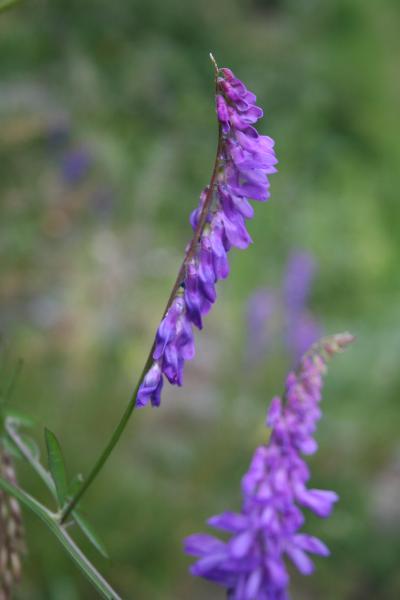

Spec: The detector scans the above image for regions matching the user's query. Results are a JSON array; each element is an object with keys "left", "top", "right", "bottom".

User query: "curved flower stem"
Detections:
[
  {"left": 61, "top": 61, "right": 222, "bottom": 525},
  {"left": 0, "top": 476, "right": 123, "bottom": 600}
]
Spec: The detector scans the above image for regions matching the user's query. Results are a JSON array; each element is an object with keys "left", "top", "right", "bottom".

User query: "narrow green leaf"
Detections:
[
  {"left": 44, "top": 428, "right": 68, "bottom": 507},
  {"left": 73, "top": 511, "right": 109, "bottom": 559}
]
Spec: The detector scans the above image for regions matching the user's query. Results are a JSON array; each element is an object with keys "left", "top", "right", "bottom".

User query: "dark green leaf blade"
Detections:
[
  {"left": 44, "top": 428, "right": 68, "bottom": 507},
  {"left": 73, "top": 511, "right": 109, "bottom": 558}
]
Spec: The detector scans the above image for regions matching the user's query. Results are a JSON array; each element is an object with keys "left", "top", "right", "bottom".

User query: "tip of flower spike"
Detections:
[
  {"left": 304, "top": 332, "right": 355, "bottom": 363},
  {"left": 331, "top": 331, "right": 355, "bottom": 348},
  {"left": 320, "top": 332, "right": 355, "bottom": 357},
  {"left": 209, "top": 52, "right": 219, "bottom": 75}
]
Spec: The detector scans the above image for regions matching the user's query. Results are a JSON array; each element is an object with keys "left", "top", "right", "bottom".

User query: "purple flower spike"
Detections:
[
  {"left": 136, "top": 61, "right": 277, "bottom": 407},
  {"left": 184, "top": 333, "right": 354, "bottom": 598}
]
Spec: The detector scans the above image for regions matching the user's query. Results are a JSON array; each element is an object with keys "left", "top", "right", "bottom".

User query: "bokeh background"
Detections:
[{"left": 1, "top": 0, "right": 400, "bottom": 598}]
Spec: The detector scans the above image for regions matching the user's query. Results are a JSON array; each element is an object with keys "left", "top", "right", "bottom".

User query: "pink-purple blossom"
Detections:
[
  {"left": 184, "top": 333, "right": 354, "bottom": 599},
  {"left": 136, "top": 65, "right": 277, "bottom": 408}
]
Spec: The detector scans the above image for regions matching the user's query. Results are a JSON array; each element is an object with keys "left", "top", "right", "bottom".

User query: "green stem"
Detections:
[
  {"left": 0, "top": 476, "right": 122, "bottom": 600},
  {"left": 60, "top": 373, "right": 144, "bottom": 523},
  {"left": 61, "top": 63, "right": 222, "bottom": 525}
]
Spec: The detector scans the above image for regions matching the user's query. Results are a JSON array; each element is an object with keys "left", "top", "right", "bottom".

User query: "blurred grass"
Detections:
[{"left": 1, "top": 0, "right": 400, "bottom": 598}]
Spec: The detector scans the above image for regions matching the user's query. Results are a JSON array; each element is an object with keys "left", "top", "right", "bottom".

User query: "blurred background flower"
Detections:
[
  {"left": 246, "top": 250, "right": 322, "bottom": 367},
  {"left": 1, "top": 1, "right": 400, "bottom": 598}
]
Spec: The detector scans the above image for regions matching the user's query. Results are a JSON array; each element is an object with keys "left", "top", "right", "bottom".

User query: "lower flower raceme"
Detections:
[{"left": 184, "top": 333, "right": 354, "bottom": 600}]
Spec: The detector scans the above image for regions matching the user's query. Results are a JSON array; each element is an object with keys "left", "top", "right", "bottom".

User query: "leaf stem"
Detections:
[
  {"left": 60, "top": 64, "right": 222, "bottom": 525},
  {"left": 0, "top": 475, "right": 122, "bottom": 599}
]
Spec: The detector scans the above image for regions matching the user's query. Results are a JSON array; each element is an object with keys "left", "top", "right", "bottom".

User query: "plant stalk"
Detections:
[
  {"left": 0, "top": 475, "right": 122, "bottom": 600},
  {"left": 61, "top": 67, "right": 222, "bottom": 524}
]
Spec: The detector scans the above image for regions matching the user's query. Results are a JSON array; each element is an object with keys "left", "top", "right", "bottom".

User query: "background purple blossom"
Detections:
[{"left": 246, "top": 251, "right": 322, "bottom": 367}]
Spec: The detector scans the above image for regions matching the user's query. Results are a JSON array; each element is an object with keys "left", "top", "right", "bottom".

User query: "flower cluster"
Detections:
[
  {"left": 246, "top": 251, "right": 322, "bottom": 367},
  {"left": 184, "top": 333, "right": 353, "bottom": 599},
  {"left": 136, "top": 65, "right": 278, "bottom": 407},
  {"left": 283, "top": 252, "right": 322, "bottom": 360},
  {"left": 0, "top": 446, "right": 24, "bottom": 600}
]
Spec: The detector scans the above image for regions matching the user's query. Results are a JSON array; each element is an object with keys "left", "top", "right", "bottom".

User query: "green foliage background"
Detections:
[{"left": 1, "top": 0, "right": 400, "bottom": 598}]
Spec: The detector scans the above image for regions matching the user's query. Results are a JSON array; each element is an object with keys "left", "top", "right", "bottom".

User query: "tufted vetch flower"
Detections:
[
  {"left": 184, "top": 333, "right": 354, "bottom": 599},
  {"left": 136, "top": 59, "right": 278, "bottom": 407}
]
